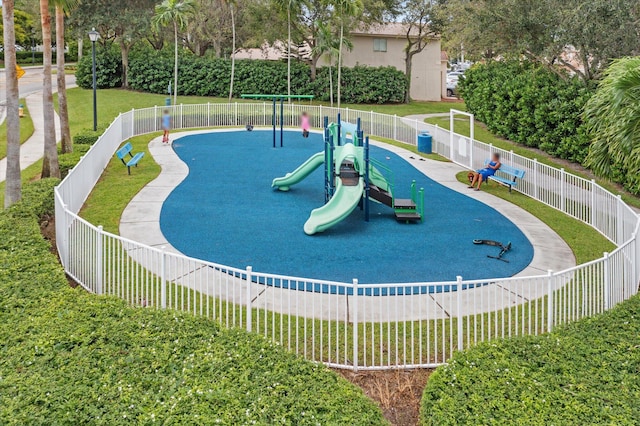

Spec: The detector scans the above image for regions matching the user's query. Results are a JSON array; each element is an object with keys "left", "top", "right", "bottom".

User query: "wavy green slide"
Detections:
[
  {"left": 272, "top": 152, "right": 324, "bottom": 191},
  {"left": 303, "top": 178, "right": 364, "bottom": 235}
]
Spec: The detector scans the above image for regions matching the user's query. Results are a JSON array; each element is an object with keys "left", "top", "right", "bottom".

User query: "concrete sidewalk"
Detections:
[{"left": 0, "top": 93, "right": 61, "bottom": 183}]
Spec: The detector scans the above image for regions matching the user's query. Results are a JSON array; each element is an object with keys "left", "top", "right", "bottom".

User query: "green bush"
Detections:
[
  {"left": 76, "top": 48, "right": 407, "bottom": 104},
  {"left": 59, "top": 145, "right": 90, "bottom": 178},
  {"left": 420, "top": 295, "right": 640, "bottom": 425},
  {"left": 0, "top": 180, "right": 386, "bottom": 424},
  {"left": 0, "top": 51, "right": 74, "bottom": 63},
  {"left": 460, "top": 61, "right": 594, "bottom": 163},
  {"left": 73, "top": 125, "right": 108, "bottom": 145},
  {"left": 75, "top": 45, "right": 122, "bottom": 89}
]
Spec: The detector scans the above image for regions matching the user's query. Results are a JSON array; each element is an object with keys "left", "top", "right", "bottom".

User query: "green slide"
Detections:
[
  {"left": 272, "top": 152, "right": 324, "bottom": 191},
  {"left": 303, "top": 178, "right": 364, "bottom": 235}
]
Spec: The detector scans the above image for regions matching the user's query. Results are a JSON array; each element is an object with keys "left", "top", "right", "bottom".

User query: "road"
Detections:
[{"left": 0, "top": 66, "right": 77, "bottom": 123}]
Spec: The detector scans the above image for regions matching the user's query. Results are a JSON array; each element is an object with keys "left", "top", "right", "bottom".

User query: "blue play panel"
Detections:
[{"left": 160, "top": 130, "right": 534, "bottom": 291}]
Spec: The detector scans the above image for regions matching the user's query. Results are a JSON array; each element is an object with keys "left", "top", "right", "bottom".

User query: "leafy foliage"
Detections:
[
  {"left": 421, "top": 294, "right": 640, "bottom": 425},
  {"left": 75, "top": 46, "right": 123, "bottom": 89},
  {"left": 0, "top": 180, "right": 385, "bottom": 424},
  {"left": 460, "top": 61, "right": 593, "bottom": 163},
  {"left": 75, "top": 48, "right": 407, "bottom": 103},
  {"left": 584, "top": 57, "right": 640, "bottom": 195}
]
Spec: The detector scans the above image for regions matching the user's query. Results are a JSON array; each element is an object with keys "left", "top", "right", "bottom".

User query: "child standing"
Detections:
[
  {"left": 162, "top": 109, "right": 171, "bottom": 143},
  {"left": 300, "top": 111, "right": 310, "bottom": 138}
]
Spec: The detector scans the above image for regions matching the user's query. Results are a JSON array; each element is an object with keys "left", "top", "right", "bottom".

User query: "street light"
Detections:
[{"left": 88, "top": 28, "right": 100, "bottom": 131}]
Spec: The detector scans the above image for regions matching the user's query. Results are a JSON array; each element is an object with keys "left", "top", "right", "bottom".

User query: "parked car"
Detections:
[{"left": 446, "top": 72, "right": 464, "bottom": 97}]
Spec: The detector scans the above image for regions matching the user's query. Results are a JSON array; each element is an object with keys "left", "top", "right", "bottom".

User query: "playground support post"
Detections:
[
  {"left": 337, "top": 113, "right": 342, "bottom": 147},
  {"left": 324, "top": 116, "right": 330, "bottom": 203},
  {"left": 364, "top": 136, "right": 370, "bottom": 222},
  {"left": 272, "top": 97, "right": 276, "bottom": 148},
  {"left": 280, "top": 98, "right": 284, "bottom": 147},
  {"left": 356, "top": 117, "right": 362, "bottom": 146}
]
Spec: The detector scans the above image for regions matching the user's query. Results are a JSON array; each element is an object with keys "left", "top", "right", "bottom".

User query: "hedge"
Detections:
[
  {"left": 420, "top": 294, "right": 640, "bottom": 425},
  {"left": 0, "top": 180, "right": 386, "bottom": 424},
  {"left": 76, "top": 48, "right": 407, "bottom": 104},
  {"left": 0, "top": 51, "right": 74, "bottom": 63},
  {"left": 459, "top": 61, "right": 594, "bottom": 164}
]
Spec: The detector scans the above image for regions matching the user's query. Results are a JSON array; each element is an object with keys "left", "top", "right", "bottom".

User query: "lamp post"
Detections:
[{"left": 88, "top": 28, "right": 100, "bottom": 131}]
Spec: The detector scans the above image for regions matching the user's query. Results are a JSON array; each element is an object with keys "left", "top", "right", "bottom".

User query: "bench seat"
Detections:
[
  {"left": 116, "top": 142, "right": 145, "bottom": 175},
  {"left": 483, "top": 159, "right": 525, "bottom": 192}
]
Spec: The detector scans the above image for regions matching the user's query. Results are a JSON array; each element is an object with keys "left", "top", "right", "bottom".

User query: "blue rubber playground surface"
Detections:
[{"left": 160, "top": 130, "right": 534, "bottom": 289}]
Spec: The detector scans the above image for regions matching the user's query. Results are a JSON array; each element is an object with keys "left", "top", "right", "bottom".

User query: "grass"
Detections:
[
  {"left": 0, "top": 98, "right": 35, "bottom": 159},
  {"left": 455, "top": 171, "right": 614, "bottom": 263},
  {"left": 426, "top": 115, "right": 640, "bottom": 209},
  {"left": 80, "top": 133, "right": 161, "bottom": 233}
]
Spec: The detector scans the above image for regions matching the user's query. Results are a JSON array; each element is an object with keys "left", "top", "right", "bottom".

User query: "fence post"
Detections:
[
  {"left": 246, "top": 266, "right": 253, "bottom": 332},
  {"left": 154, "top": 105, "right": 158, "bottom": 132},
  {"left": 590, "top": 179, "right": 596, "bottom": 226},
  {"left": 234, "top": 102, "right": 238, "bottom": 126},
  {"left": 393, "top": 115, "right": 397, "bottom": 141},
  {"left": 160, "top": 246, "right": 167, "bottom": 309},
  {"left": 180, "top": 104, "right": 184, "bottom": 129},
  {"left": 415, "top": 120, "right": 419, "bottom": 147},
  {"left": 603, "top": 252, "right": 610, "bottom": 311},
  {"left": 96, "top": 225, "right": 104, "bottom": 295},
  {"left": 352, "top": 278, "right": 359, "bottom": 371},
  {"left": 131, "top": 108, "right": 135, "bottom": 136},
  {"left": 449, "top": 112, "right": 454, "bottom": 159},
  {"left": 616, "top": 195, "right": 623, "bottom": 245},
  {"left": 456, "top": 276, "right": 463, "bottom": 351},
  {"left": 547, "top": 270, "right": 554, "bottom": 332},
  {"left": 533, "top": 159, "right": 539, "bottom": 200},
  {"left": 207, "top": 102, "right": 211, "bottom": 127},
  {"left": 560, "top": 168, "right": 566, "bottom": 212}
]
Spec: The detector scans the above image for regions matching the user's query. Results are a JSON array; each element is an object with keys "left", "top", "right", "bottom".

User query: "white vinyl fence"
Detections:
[{"left": 55, "top": 103, "right": 640, "bottom": 370}]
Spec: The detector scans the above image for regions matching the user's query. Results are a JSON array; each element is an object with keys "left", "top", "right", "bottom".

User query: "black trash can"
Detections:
[{"left": 418, "top": 132, "right": 432, "bottom": 154}]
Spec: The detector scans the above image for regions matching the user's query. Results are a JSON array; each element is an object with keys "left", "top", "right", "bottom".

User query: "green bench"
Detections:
[
  {"left": 484, "top": 159, "right": 525, "bottom": 192},
  {"left": 116, "top": 142, "right": 144, "bottom": 175}
]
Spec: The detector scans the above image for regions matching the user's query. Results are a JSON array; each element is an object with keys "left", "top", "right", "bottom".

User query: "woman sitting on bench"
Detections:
[{"left": 468, "top": 153, "right": 501, "bottom": 191}]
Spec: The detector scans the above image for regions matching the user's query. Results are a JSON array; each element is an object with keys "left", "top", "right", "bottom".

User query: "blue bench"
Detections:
[
  {"left": 483, "top": 159, "right": 525, "bottom": 192},
  {"left": 116, "top": 142, "right": 144, "bottom": 175}
]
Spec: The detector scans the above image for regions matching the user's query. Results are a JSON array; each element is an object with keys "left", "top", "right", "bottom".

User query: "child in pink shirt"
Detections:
[{"left": 300, "top": 111, "right": 310, "bottom": 138}]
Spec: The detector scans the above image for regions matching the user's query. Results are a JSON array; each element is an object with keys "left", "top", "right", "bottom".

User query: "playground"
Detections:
[{"left": 159, "top": 125, "right": 534, "bottom": 285}]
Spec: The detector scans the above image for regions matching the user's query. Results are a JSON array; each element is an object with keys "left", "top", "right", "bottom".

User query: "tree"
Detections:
[
  {"left": 227, "top": 0, "right": 236, "bottom": 101},
  {"left": 311, "top": 21, "right": 352, "bottom": 107},
  {"left": 584, "top": 57, "right": 640, "bottom": 195},
  {"left": 333, "top": 0, "right": 362, "bottom": 108},
  {"left": 402, "top": 0, "right": 441, "bottom": 103},
  {"left": 153, "top": 0, "right": 195, "bottom": 105},
  {"left": 3, "top": 0, "right": 21, "bottom": 208},
  {"left": 54, "top": 0, "right": 79, "bottom": 154},
  {"left": 0, "top": 9, "right": 37, "bottom": 47},
  {"left": 40, "top": 0, "right": 60, "bottom": 178},
  {"left": 274, "top": 0, "right": 302, "bottom": 99}
]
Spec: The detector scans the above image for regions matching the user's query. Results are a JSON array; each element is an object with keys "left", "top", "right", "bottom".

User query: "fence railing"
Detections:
[{"left": 55, "top": 103, "right": 640, "bottom": 370}]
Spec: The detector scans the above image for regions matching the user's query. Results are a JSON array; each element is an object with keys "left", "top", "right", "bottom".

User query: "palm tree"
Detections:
[
  {"left": 54, "top": 0, "right": 79, "bottom": 154},
  {"left": 276, "top": 0, "right": 300, "bottom": 100},
  {"left": 40, "top": 0, "right": 60, "bottom": 178},
  {"left": 312, "top": 22, "right": 352, "bottom": 107},
  {"left": 333, "top": 0, "right": 361, "bottom": 109},
  {"left": 584, "top": 57, "right": 640, "bottom": 193},
  {"left": 153, "top": 0, "right": 195, "bottom": 106},
  {"left": 3, "top": 0, "right": 22, "bottom": 207},
  {"left": 227, "top": 0, "right": 236, "bottom": 102}
]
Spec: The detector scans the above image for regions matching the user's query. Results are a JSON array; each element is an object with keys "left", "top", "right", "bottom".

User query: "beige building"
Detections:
[
  {"left": 235, "top": 24, "right": 446, "bottom": 101},
  {"left": 344, "top": 24, "right": 445, "bottom": 101}
]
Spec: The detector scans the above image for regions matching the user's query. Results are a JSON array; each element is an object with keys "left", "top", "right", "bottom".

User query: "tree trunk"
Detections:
[
  {"left": 3, "top": 0, "right": 22, "bottom": 207},
  {"left": 56, "top": 6, "right": 72, "bottom": 154},
  {"left": 40, "top": 0, "right": 60, "bottom": 179},
  {"left": 228, "top": 4, "right": 235, "bottom": 102},
  {"left": 77, "top": 37, "right": 83, "bottom": 62},
  {"left": 310, "top": 55, "right": 318, "bottom": 81},
  {"left": 287, "top": 5, "right": 291, "bottom": 100},
  {"left": 119, "top": 38, "right": 131, "bottom": 89},
  {"left": 337, "top": 23, "right": 343, "bottom": 109},
  {"left": 404, "top": 52, "right": 413, "bottom": 104},
  {"left": 329, "top": 62, "right": 334, "bottom": 107},
  {"left": 173, "top": 21, "right": 179, "bottom": 105}
]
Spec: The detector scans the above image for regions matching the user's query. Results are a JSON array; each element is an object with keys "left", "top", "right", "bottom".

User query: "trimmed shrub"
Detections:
[
  {"left": 59, "top": 145, "right": 90, "bottom": 178},
  {"left": 76, "top": 48, "right": 407, "bottom": 104},
  {"left": 460, "top": 61, "right": 594, "bottom": 163},
  {"left": 73, "top": 125, "right": 108, "bottom": 145},
  {"left": 420, "top": 295, "right": 640, "bottom": 425},
  {"left": 75, "top": 45, "right": 122, "bottom": 89},
  {"left": 0, "top": 180, "right": 386, "bottom": 424}
]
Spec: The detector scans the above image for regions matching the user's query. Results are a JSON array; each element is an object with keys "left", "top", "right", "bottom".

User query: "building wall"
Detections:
[{"left": 339, "top": 35, "right": 442, "bottom": 101}]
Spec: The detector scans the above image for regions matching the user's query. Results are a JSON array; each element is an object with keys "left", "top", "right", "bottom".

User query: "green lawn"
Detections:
[
  {"left": 426, "top": 115, "right": 640, "bottom": 209},
  {"left": 0, "top": 98, "right": 35, "bottom": 159}
]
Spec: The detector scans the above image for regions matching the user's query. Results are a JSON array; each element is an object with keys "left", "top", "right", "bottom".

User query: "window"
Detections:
[{"left": 373, "top": 38, "right": 387, "bottom": 52}]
